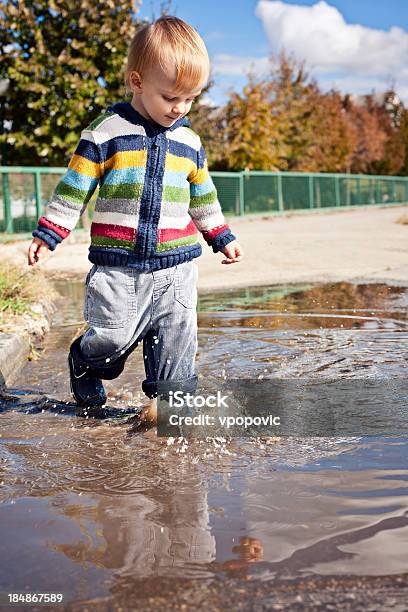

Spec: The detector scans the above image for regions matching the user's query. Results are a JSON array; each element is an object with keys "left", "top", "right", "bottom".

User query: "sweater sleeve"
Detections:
[
  {"left": 32, "top": 130, "right": 103, "bottom": 250},
  {"left": 188, "top": 140, "right": 236, "bottom": 253}
]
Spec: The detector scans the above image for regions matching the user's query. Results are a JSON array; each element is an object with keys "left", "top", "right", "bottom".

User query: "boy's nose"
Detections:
[{"left": 171, "top": 101, "right": 186, "bottom": 116}]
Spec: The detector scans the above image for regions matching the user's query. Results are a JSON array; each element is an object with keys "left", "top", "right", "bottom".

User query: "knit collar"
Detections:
[{"left": 106, "top": 102, "right": 191, "bottom": 136}]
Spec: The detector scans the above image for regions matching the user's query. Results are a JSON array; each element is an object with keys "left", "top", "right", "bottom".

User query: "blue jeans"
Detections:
[{"left": 79, "top": 261, "right": 198, "bottom": 399}]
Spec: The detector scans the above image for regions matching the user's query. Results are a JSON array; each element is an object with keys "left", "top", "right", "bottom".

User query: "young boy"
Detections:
[{"left": 27, "top": 16, "right": 243, "bottom": 426}]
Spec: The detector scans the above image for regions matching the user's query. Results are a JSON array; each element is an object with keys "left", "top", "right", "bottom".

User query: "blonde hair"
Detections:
[{"left": 125, "top": 16, "right": 210, "bottom": 95}]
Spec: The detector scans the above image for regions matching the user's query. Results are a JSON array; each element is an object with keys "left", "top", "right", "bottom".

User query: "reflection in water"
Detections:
[
  {"left": 52, "top": 455, "right": 217, "bottom": 579},
  {"left": 0, "top": 280, "right": 408, "bottom": 606},
  {"left": 197, "top": 282, "right": 408, "bottom": 380}
]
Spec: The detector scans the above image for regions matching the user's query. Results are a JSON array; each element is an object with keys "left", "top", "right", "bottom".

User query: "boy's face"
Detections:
[{"left": 129, "top": 65, "right": 206, "bottom": 127}]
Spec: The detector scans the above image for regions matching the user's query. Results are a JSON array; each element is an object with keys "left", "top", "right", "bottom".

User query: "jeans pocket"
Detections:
[
  {"left": 84, "top": 266, "right": 134, "bottom": 328},
  {"left": 174, "top": 262, "right": 198, "bottom": 309}
]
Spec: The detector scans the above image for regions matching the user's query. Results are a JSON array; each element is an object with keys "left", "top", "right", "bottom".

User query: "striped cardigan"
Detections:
[{"left": 33, "top": 102, "right": 236, "bottom": 272}]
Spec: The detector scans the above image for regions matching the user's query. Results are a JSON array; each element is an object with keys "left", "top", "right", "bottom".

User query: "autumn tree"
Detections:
[
  {"left": 186, "top": 76, "right": 228, "bottom": 169},
  {"left": 222, "top": 72, "right": 282, "bottom": 171},
  {"left": 213, "top": 51, "right": 407, "bottom": 175},
  {"left": 342, "top": 95, "right": 387, "bottom": 174},
  {"left": 365, "top": 92, "right": 405, "bottom": 176},
  {"left": 303, "top": 89, "right": 352, "bottom": 173},
  {"left": 268, "top": 53, "right": 319, "bottom": 171},
  {"left": 0, "top": 0, "right": 143, "bottom": 165},
  {"left": 221, "top": 53, "right": 319, "bottom": 172},
  {"left": 399, "top": 108, "right": 408, "bottom": 176},
  {"left": 219, "top": 53, "right": 353, "bottom": 173}
]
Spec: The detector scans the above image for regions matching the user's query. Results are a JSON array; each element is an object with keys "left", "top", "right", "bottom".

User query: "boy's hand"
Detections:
[
  {"left": 220, "top": 240, "right": 244, "bottom": 265},
  {"left": 28, "top": 237, "right": 50, "bottom": 266}
]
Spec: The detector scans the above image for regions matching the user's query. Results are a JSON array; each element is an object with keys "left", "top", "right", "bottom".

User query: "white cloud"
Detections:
[
  {"left": 212, "top": 53, "right": 270, "bottom": 77},
  {"left": 255, "top": 1, "right": 408, "bottom": 75},
  {"left": 251, "top": 0, "right": 408, "bottom": 100}
]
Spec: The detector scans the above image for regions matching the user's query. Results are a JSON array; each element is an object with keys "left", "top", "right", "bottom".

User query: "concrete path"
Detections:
[{"left": 3, "top": 205, "right": 408, "bottom": 291}]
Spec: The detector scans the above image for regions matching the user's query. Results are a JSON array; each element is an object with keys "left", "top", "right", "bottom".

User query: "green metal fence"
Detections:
[
  {"left": 0, "top": 167, "right": 93, "bottom": 234},
  {"left": 211, "top": 171, "right": 408, "bottom": 215},
  {"left": 1, "top": 166, "right": 407, "bottom": 234}
]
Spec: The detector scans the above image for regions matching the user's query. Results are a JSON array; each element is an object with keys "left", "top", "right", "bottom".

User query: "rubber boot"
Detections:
[{"left": 68, "top": 337, "right": 107, "bottom": 407}]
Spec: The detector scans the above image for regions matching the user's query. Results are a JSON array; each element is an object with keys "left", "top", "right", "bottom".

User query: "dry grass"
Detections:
[
  {"left": 0, "top": 259, "right": 59, "bottom": 359},
  {"left": 0, "top": 259, "right": 57, "bottom": 319}
]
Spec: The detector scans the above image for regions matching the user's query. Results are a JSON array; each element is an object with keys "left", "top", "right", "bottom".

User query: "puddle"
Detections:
[{"left": 0, "top": 279, "right": 408, "bottom": 608}]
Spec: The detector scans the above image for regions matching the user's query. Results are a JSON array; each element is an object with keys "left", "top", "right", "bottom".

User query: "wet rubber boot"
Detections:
[{"left": 68, "top": 337, "right": 107, "bottom": 407}]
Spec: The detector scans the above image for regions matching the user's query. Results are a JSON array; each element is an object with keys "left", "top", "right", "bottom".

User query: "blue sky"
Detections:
[{"left": 137, "top": 0, "right": 408, "bottom": 105}]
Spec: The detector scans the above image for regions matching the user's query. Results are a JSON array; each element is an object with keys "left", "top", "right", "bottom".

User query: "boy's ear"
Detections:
[{"left": 130, "top": 71, "right": 142, "bottom": 92}]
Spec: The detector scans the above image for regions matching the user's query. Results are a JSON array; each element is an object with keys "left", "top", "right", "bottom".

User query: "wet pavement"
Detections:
[{"left": 1, "top": 279, "right": 408, "bottom": 610}]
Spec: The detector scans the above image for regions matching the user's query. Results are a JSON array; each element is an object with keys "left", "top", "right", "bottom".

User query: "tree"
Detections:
[
  {"left": 0, "top": 0, "right": 142, "bottom": 165},
  {"left": 268, "top": 52, "right": 318, "bottom": 171},
  {"left": 186, "top": 75, "right": 228, "bottom": 169},
  {"left": 399, "top": 108, "right": 408, "bottom": 177},
  {"left": 365, "top": 92, "right": 405, "bottom": 176},
  {"left": 223, "top": 72, "right": 283, "bottom": 171},
  {"left": 343, "top": 95, "right": 387, "bottom": 174},
  {"left": 304, "top": 89, "right": 352, "bottom": 173},
  {"left": 219, "top": 52, "right": 351, "bottom": 173},
  {"left": 211, "top": 50, "right": 408, "bottom": 175}
]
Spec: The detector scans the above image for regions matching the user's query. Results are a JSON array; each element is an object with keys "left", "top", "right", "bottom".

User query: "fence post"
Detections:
[
  {"left": 2, "top": 170, "right": 12, "bottom": 233},
  {"left": 277, "top": 173, "right": 284, "bottom": 212},
  {"left": 238, "top": 172, "right": 245, "bottom": 216},
  {"left": 34, "top": 171, "right": 42, "bottom": 218},
  {"left": 335, "top": 176, "right": 340, "bottom": 207},
  {"left": 369, "top": 177, "right": 374, "bottom": 205},
  {"left": 308, "top": 175, "right": 314, "bottom": 209}
]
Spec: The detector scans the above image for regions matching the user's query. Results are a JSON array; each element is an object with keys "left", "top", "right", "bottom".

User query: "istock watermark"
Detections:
[
  {"left": 168, "top": 390, "right": 230, "bottom": 409},
  {"left": 156, "top": 378, "right": 408, "bottom": 438},
  {"left": 167, "top": 412, "right": 281, "bottom": 428},
  {"left": 160, "top": 388, "right": 282, "bottom": 436},
  {"left": 157, "top": 383, "right": 284, "bottom": 437}
]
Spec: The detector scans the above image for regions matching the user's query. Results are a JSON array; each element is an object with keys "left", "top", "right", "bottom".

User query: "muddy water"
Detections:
[{"left": 1, "top": 280, "right": 408, "bottom": 610}]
